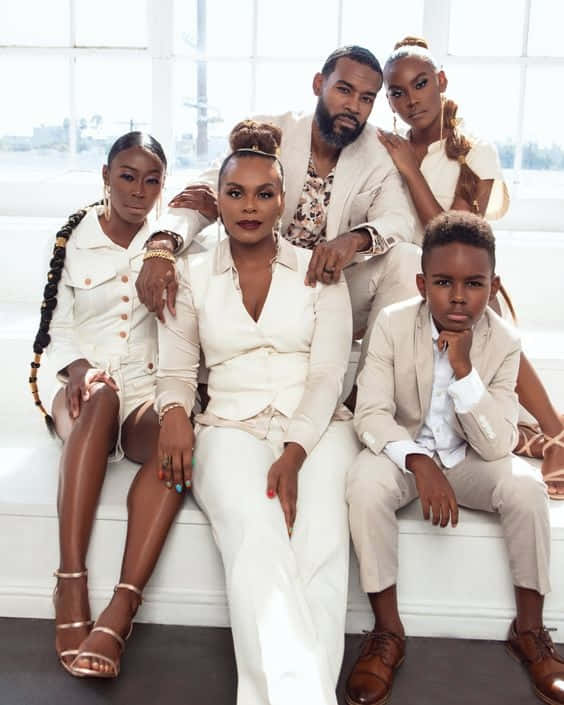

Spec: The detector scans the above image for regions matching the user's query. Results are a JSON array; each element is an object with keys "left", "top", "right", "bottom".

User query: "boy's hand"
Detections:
[
  {"left": 437, "top": 328, "right": 473, "bottom": 379},
  {"left": 406, "top": 454, "right": 459, "bottom": 527}
]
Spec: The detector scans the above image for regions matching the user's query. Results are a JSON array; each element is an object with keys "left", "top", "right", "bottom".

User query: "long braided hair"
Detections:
[
  {"left": 30, "top": 131, "right": 167, "bottom": 433},
  {"left": 385, "top": 37, "right": 516, "bottom": 321}
]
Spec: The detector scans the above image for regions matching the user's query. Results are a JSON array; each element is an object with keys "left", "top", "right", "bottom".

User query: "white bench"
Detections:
[{"left": 1, "top": 216, "right": 564, "bottom": 640}]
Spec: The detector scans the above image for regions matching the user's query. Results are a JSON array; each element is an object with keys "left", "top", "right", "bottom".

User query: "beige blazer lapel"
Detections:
[
  {"left": 326, "top": 137, "right": 363, "bottom": 240},
  {"left": 468, "top": 314, "right": 489, "bottom": 378},
  {"left": 280, "top": 114, "right": 313, "bottom": 234},
  {"left": 414, "top": 304, "right": 434, "bottom": 420}
]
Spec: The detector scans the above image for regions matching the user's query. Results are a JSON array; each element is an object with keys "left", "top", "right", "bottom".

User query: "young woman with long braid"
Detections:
[
  {"left": 30, "top": 132, "right": 186, "bottom": 678},
  {"left": 377, "top": 37, "right": 564, "bottom": 499}
]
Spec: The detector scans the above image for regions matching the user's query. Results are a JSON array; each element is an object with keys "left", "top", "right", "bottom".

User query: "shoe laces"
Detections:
[
  {"left": 359, "top": 629, "right": 401, "bottom": 662},
  {"left": 522, "top": 626, "right": 557, "bottom": 663}
]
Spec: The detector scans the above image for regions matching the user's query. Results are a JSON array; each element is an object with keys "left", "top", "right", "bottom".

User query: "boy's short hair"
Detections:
[
  {"left": 422, "top": 211, "right": 496, "bottom": 272},
  {"left": 321, "top": 46, "right": 382, "bottom": 78}
]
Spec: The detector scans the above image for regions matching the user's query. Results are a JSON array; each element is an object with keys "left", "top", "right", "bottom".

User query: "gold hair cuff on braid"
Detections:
[
  {"left": 457, "top": 155, "right": 466, "bottom": 165},
  {"left": 143, "top": 248, "right": 176, "bottom": 264}
]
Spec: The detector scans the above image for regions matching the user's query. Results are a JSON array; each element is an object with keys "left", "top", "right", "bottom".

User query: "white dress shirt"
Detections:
[{"left": 384, "top": 317, "right": 486, "bottom": 471}]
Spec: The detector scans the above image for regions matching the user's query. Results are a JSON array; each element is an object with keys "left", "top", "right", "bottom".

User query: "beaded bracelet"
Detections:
[
  {"left": 143, "top": 248, "right": 176, "bottom": 264},
  {"left": 158, "top": 402, "right": 185, "bottom": 426}
]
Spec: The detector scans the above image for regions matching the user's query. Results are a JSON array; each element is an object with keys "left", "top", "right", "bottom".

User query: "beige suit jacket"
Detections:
[
  {"left": 155, "top": 112, "right": 414, "bottom": 253},
  {"left": 355, "top": 298, "right": 521, "bottom": 462}
]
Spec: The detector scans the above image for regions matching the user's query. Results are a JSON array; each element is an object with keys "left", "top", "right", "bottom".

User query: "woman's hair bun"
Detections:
[
  {"left": 229, "top": 120, "right": 282, "bottom": 156},
  {"left": 393, "top": 36, "right": 429, "bottom": 51}
]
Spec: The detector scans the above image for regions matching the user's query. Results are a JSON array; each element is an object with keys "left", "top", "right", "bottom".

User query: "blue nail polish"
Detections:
[{"left": 175, "top": 484, "right": 183, "bottom": 493}]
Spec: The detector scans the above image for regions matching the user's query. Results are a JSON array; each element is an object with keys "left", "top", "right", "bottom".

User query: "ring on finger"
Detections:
[{"left": 323, "top": 267, "right": 335, "bottom": 274}]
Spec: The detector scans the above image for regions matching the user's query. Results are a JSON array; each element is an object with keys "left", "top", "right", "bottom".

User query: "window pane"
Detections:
[
  {"left": 75, "top": 0, "right": 148, "bottom": 47},
  {"left": 257, "top": 0, "right": 339, "bottom": 58},
  {"left": 174, "top": 60, "right": 252, "bottom": 168},
  {"left": 520, "top": 66, "right": 564, "bottom": 198},
  {"left": 341, "top": 0, "right": 424, "bottom": 63},
  {"left": 441, "top": 64, "right": 521, "bottom": 168},
  {"left": 174, "top": 0, "right": 253, "bottom": 57},
  {"left": 449, "top": 0, "right": 525, "bottom": 56},
  {"left": 255, "top": 61, "right": 319, "bottom": 115},
  {"left": 74, "top": 56, "right": 152, "bottom": 170},
  {"left": 0, "top": 57, "right": 71, "bottom": 179},
  {"left": 528, "top": 0, "right": 564, "bottom": 57},
  {"left": 0, "top": 0, "right": 69, "bottom": 46}
]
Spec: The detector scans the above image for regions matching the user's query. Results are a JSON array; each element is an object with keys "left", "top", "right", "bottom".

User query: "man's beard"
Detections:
[{"left": 314, "top": 96, "right": 366, "bottom": 148}]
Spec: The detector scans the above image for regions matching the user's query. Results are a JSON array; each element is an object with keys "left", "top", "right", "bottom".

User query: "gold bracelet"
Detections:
[
  {"left": 158, "top": 402, "right": 185, "bottom": 426},
  {"left": 143, "top": 248, "right": 176, "bottom": 264}
]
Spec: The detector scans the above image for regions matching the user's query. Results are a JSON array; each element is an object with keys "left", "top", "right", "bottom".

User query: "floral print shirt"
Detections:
[{"left": 285, "top": 155, "right": 336, "bottom": 250}]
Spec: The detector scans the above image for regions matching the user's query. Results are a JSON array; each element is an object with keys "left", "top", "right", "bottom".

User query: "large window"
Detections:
[{"left": 1, "top": 0, "right": 562, "bottom": 225}]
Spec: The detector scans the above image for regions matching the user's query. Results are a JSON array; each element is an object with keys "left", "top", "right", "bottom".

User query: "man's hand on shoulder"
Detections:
[
  {"left": 406, "top": 453, "right": 459, "bottom": 528},
  {"left": 168, "top": 184, "right": 218, "bottom": 221},
  {"left": 305, "top": 229, "right": 371, "bottom": 286}
]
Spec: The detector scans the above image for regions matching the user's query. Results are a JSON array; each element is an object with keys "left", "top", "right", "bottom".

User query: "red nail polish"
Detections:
[
  {"left": 267, "top": 489, "right": 275, "bottom": 498},
  {"left": 158, "top": 470, "right": 164, "bottom": 481}
]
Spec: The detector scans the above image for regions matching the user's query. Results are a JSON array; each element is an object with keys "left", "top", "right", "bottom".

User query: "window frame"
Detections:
[{"left": 0, "top": 0, "right": 562, "bottom": 230}]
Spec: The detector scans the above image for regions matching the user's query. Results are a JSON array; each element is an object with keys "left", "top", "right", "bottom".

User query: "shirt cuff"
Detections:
[
  {"left": 384, "top": 440, "right": 433, "bottom": 473},
  {"left": 351, "top": 225, "right": 396, "bottom": 255},
  {"left": 448, "top": 367, "right": 486, "bottom": 414}
]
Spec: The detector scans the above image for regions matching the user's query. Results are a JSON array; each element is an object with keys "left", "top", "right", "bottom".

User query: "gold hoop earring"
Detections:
[
  {"left": 103, "top": 184, "right": 111, "bottom": 221},
  {"left": 439, "top": 95, "right": 446, "bottom": 144},
  {"left": 393, "top": 114, "right": 398, "bottom": 135}
]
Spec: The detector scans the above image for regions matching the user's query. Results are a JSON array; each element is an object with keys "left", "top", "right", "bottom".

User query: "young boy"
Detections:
[{"left": 344, "top": 212, "right": 562, "bottom": 705}]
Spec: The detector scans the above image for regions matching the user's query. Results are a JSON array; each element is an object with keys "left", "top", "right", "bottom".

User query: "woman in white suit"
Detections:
[{"left": 156, "top": 120, "right": 360, "bottom": 705}]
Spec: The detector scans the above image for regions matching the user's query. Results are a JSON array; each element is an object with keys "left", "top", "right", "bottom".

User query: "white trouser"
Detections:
[{"left": 192, "top": 419, "right": 360, "bottom": 705}]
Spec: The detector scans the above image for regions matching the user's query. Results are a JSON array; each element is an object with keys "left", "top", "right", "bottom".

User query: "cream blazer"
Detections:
[
  {"left": 156, "top": 236, "right": 353, "bottom": 455},
  {"left": 155, "top": 112, "right": 415, "bottom": 254},
  {"left": 355, "top": 298, "right": 521, "bottom": 462}
]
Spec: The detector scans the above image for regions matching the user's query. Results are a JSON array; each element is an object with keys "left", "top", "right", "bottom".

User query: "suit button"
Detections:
[
  {"left": 84, "top": 278, "right": 91, "bottom": 286},
  {"left": 119, "top": 331, "right": 127, "bottom": 338},
  {"left": 122, "top": 295, "right": 130, "bottom": 302},
  {"left": 148, "top": 363, "right": 154, "bottom": 370},
  {"left": 121, "top": 313, "right": 128, "bottom": 320},
  {"left": 121, "top": 275, "right": 129, "bottom": 283}
]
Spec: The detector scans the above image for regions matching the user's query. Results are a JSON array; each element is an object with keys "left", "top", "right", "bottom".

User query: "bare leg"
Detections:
[
  {"left": 52, "top": 385, "right": 120, "bottom": 669},
  {"left": 515, "top": 354, "right": 564, "bottom": 496},
  {"left": 73, "top": 403, "right": 184, "bottom": 675}
]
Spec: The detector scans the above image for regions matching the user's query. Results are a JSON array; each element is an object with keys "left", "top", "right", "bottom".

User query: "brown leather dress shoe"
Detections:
[
  {"left": 345, "top": 629, "right": 405, "bottom": 705},
  {"left": 507, "top": 619, "right": 564, "bottom": 705}
]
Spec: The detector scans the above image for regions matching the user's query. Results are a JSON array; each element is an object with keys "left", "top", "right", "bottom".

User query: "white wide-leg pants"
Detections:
[{"left": 192, "top": 419, "right": 360, "bottom": 705}]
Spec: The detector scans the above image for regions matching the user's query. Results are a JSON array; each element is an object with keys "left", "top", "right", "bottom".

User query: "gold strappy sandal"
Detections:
[
  {"left": 514, "top": 422, "right": 545, "bottom": 459},
  {"left": 543, "top": 429, "right": 564, "bottom": 501},
  {"left": 70, "top": 582, "right": 142, "bottom": 678},
  {"left": 53, "top": 569, "right": 93, "bottom": 675}
]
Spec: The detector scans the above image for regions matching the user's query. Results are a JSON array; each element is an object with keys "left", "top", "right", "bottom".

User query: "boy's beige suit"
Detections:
[{"left": 347, "top": 298, "right": 551, "bottom": 595}]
